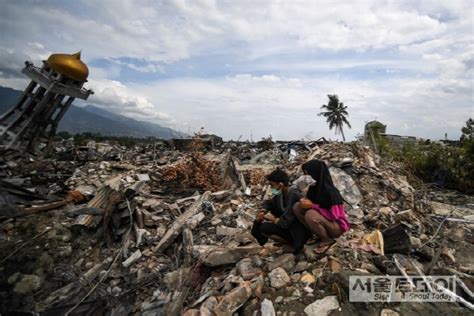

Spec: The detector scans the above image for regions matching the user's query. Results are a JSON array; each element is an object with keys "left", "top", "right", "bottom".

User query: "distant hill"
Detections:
[{"left": 0, "top": 86, "right": 185, "bottom": 139}]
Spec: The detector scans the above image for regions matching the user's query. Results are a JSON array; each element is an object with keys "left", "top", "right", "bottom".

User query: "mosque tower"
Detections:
[{"left": 0, "top": 51, "right": 93, "bottom": 156}]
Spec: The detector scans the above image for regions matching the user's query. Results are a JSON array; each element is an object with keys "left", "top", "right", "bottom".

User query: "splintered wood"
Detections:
[
  {"left": 74, "top": 185, "right": 122, "bottom": 227},
  {"left": 153, "top": 191, "right": 211, "bottom": 253}
]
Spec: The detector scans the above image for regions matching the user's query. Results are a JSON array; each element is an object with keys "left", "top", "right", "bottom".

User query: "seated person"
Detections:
[
  {"left": 251, "top": 169, "right": 311, "bottom": 253},
  {"left": 294, "top": 160, "right": 350, "bottom": 254}
]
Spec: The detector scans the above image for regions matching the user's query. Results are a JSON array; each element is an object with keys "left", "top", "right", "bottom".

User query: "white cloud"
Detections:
[
  {"left": 0, "top": 0, "right": 472, "bottom": 140},
  {"left": 132, "top": 72, "right": 472, "bottom": 141},
  {"left": 85, "top": 79, "right": 173, "bottom": 123},
  {"left": 106, "top": 58, "right": 165, "bottom": 74},
  {"left": 0, "top": 77, "right": 29, "bottom": 91},
  {"left": 0, "top": 0, "right": 467, "bottom": 63}
]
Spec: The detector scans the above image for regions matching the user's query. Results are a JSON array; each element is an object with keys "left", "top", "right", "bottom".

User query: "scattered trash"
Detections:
[
  {"left": 1, "top": 139, "right": 473, "bottom": 314},
  {"left": 349, "top": 229, "right": 385, "bottom": 255}
]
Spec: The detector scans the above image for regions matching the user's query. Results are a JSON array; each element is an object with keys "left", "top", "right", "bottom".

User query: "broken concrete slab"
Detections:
[
  {"left": 267, "top": 253, "right": 295, "bottom": 272},
  {"left": 199, "top": 296, "right": 218, "bottom": 316},
  {"left": 394, "top": 209, "right": 414, "bottom": 222},
  {"left": 122, "top": 249, "right": 142, "bottom": 268},
  {"left": 195, "top": 244, "right": 262, "bottom": 267},
  {"left": 260, "top": 298, "right": 276, "bottom": 316},
  {"left": 304, "top": 295, "right": 340, "bottom": 316},
  {"left": 213, "top": 282, "right": 252, "bottom": 316},
  {"left": 13, "top": 274, "right": 42, "bottom": 294},
  {"left": 269, "top": 267, "right": 290, "bottom": 289},
  {"left": 329, "top": 166, "right": 362, "bottom": 206},
  {"left": 136, "top": 174, "right": 150, "bottom": 182},
  {"left": 216, "top": 225, "right": 243, "bottom": 236},
  {"left": 381, "top": 309, "right": 400, "bottom": 316},
  {"left": 211, "top": 190, "right": 232, "bottom": 201},
  {"left": 428, "top": 201, "right": 474, "bottom": 218},
  {"left": 237, "top": 258, "right": 263, "bottom": 280}
]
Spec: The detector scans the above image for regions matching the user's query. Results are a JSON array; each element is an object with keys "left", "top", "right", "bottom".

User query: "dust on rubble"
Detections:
[{"left": 1, "top": 138, "right": 473, "bottom": 315}]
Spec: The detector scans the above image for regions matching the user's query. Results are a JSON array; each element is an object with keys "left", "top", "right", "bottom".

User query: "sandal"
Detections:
[
  {"left": 314, "top": 240, "right": 336, "bottom": 255},
  {"left": 307, "top": 236, "right": 321, "bottom": 245}
]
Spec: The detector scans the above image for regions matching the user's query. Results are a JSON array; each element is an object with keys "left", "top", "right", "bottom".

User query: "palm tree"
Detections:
[{"left": 318, "top": 94, "right": 352, "bottom": 141}]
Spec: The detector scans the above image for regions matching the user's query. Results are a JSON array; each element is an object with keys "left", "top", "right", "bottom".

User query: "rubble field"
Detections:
[{"left": 0, "top": 140, "right": 473, "bottom": 315}]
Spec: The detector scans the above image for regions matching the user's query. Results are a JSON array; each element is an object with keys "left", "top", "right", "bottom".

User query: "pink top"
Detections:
[{"left": 312, "top": 203, "right": 350, "bottom": 233}]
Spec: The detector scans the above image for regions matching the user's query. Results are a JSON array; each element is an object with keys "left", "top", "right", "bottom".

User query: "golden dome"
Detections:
[{"left": 46, "top": 51, "right": 89, "bottom": 81}]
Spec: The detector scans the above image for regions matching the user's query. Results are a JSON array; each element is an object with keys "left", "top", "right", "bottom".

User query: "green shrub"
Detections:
[{"left": 388, "top": 138, "right": 473, "bottom": 193}]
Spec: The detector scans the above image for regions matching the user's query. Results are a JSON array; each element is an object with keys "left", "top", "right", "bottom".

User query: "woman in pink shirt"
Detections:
[{"left": 294, "top": 160, "right": 350, "bottom": 254}]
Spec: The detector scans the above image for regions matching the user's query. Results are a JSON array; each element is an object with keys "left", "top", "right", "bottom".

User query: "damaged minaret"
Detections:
[{"left": 0, "top": 51, "right": 93, "bottom": 156}]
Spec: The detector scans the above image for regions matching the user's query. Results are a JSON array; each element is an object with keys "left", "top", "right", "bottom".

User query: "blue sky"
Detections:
[{"left": 0, "top": 0, "right": 472, "bottom": 141}]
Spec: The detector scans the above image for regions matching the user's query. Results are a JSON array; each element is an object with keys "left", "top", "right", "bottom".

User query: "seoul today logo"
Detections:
[{"left": 349, "top": 275, "right": 457, "bottom": 302}]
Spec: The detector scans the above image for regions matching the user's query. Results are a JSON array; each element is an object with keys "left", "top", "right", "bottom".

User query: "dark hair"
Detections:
[
  {"left": 266, "top": 169, "right": 289, "bottom": 186},
  {"left": 302, "top": 160, "right": 343, "bottom": 209}
]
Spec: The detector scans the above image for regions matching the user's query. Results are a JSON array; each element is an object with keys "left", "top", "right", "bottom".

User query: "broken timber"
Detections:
[
  {"left": 43, "top": 257, "right": 113, "bottom": 308},
  {"left": 153, "top": 191, "right": 211, "bottom": 253},
  {"left": 74, "top": 185, "right": 121, "bottom": 228},
  {"left": 162, "top": 226, "right": 195, "bottom": 314}
]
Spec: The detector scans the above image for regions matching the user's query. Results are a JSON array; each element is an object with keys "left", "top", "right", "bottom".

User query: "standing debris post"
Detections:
[{"left": 0, "top": 51, "right": 93, "bottom": 156}]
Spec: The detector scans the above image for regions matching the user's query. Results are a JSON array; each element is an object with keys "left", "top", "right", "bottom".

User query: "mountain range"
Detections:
[{"left": 0, "top": 86, "right": 185, "bottom": 139}]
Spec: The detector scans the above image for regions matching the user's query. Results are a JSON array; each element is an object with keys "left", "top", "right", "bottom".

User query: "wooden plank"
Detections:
[
  {"left": 153, "top": 191, "right": 210, "bottom": 253},
  {"left": 425, "top": 241, "right": 445, "bottom": 275},
  {"left": 43, "top": 257, "right": 113, "bottom": 307}
]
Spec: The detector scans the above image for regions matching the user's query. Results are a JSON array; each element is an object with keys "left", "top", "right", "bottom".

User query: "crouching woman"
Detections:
[{"left": 294, "top": 160, "right": 350, "bottom": 254}]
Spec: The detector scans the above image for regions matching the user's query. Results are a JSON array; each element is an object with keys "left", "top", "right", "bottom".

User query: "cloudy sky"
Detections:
[{"left": 0, "top": 0, "right": 472, "bottom": 141}]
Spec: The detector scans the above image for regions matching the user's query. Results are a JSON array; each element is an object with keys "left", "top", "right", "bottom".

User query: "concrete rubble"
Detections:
[
  {"left": 304, "top": 295, "right": 340, "bottom": 316},
  {"left": 0, "top": 138, "right": 473, "bottom": 315}
]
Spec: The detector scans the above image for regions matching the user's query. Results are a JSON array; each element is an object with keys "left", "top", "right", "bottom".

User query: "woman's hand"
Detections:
[
  {"left": 255, "top": 211, "right": 265, "bottom": 223},
  {"left": 264, "top": 213, "right": 276, "bottom": 222},
  {"left": 299, "top": 197, "right": 313, "bottom": 210}
]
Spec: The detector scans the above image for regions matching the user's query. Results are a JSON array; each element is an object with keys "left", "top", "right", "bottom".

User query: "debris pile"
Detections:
[{"left": 0, "top": 139, "right": 473, "bottom": 315}]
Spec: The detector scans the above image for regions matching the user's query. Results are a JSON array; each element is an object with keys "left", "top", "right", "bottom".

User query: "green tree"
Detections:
[
  {"left": 460, "top": 118, "right": 473, "bottom": 143},
  {"left": 318, "top": 94, "right": 352, "bottom": 141},
  {"left": 385, "top": 120, "right": 474, "bottom": 193},
  {"left": 56, "top": 131, "right": 72, "bottom": 139}
]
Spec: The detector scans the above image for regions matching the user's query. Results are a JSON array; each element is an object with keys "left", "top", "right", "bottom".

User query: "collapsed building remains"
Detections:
[{"left": 0, "top": 138, "right": 473, "bottom": 315}]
